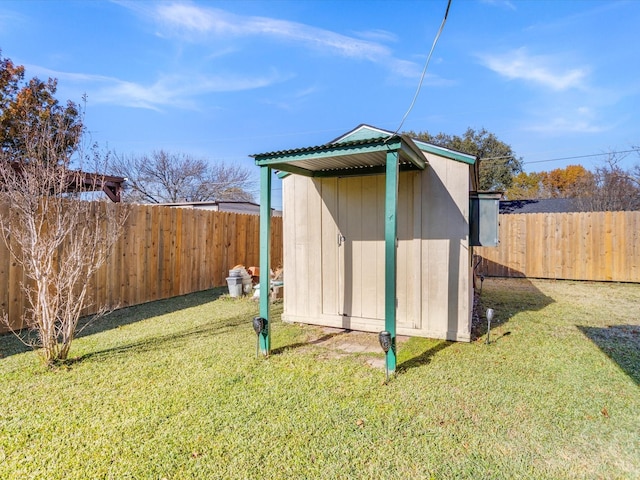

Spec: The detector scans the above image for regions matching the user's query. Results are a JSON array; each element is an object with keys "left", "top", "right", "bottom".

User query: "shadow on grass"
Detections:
[
  {"left": 0, "top": 288, "right": 226, "bottom": 360},
  {"left": 71, "top": 309, "right": 248, "bottom": 365},
  {"left": 0, "top": 330, "right": 35, "bottom": 359},
  {"left": 393, "top": 271, "right": 556, "bottom": 372},
  {"left": 578, "top": 325, "right": 640, "bottom": 386},
  {"left": 472, "top": 265, "right": 555, "bottom": 340},
  {"left": 271, "top": 329, "right": 348, "bottom": 355},
  {"left": 398, "top": 340, "right": 452, "bottom": 373},
  {"left": 77, "top": 288, "right": 227, "bottom": 338}
]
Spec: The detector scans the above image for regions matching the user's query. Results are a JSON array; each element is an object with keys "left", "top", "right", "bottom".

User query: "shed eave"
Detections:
[
  {"left": 413, "top": 140, "right": 476, "bottom": 165},
  {"left": 252, "top": 136, "right": 427, "bottom": 178}
]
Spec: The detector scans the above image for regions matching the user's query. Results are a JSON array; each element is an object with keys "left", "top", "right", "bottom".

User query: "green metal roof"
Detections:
[
  {"left": 251, "top": 124, "right": 476, "bottom": 178},
  {"left": 251, "top": 134, "right": 427, "bottom": 178}
]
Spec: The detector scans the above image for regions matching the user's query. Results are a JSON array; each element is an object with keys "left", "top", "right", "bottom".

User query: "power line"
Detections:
[
  {"left": 480, "top": 148, "right": 640, "bottom": 165},
  {"left": 389, "top": 0, "right": 452, "bottom": 138}
]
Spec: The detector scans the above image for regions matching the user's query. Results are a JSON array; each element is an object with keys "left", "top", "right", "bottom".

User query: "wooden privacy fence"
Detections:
[
  {"left": 475, "top": 211, "right": 640, "bottom": 283},
  {"left": 0, "top": 204, "right": 283, "bottom": 333}
]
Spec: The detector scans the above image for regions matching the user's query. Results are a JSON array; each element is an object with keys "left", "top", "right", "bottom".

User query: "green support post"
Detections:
[
  {"left": 384, "top": 151, "right": 399, "bottom": 375},
  {"left": 259, "top": 166, "right": 272, "bottom": 356}
]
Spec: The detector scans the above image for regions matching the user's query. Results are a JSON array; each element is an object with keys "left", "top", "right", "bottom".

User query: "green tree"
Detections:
[
  {"left": 0, "top": 50, "right": 82, "bottom": 160},
  {"left": 505, "top": 171, "right": 544, "bottom": 199},
  {"left": 406, "top": 127, "right": 523, "bottom": 191}
]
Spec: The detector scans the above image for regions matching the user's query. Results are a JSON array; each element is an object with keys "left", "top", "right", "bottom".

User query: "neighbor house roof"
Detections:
[
  {"left": 156, "top": 200, "right": 282, "bottom": 216},
  {"left": 500, "top": 198, "right": 584, "bottom": 214}
]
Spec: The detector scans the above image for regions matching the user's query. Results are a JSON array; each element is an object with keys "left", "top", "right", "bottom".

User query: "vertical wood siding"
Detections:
[
  {"left": 474, "top": 212, "right": 640, "bottom": 283},
  {"left": 0, "top": 204, "right": 283, "bottom": 333},
  {"left": 282, "top": 155, "right": 472, "bottom": 342}
]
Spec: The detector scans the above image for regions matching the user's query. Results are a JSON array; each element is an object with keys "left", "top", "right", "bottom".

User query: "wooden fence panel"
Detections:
[
  {"left": 2, "top": 204, "right": 636, "bottom": 334},
  {"left": 475, "top": 211, "right": 640, "bottom": 283},
  {"left": 0, "top": 205, "right": 283, "bottom": 333}
]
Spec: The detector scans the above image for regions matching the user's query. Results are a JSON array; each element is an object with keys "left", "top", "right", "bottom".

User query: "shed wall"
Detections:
[{"left": 282, "top": 153, "right": 471, "bottom": 341}]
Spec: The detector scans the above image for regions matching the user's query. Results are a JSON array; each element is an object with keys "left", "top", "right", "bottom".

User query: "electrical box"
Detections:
[{"left": 470, "top": 192, "right": 501, "bottom": 247}]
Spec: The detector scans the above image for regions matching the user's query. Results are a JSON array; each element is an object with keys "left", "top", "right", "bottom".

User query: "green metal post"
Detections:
[
  {"left": 259, "top": 166, "right": 272, "bottom": 356},
  {"left": 384, "top": 150, "right": 399, "bottom": 375}
]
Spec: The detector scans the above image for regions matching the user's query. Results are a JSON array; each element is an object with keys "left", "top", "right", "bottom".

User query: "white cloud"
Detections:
[
  {"left": 142, "top": 2, "right": 423, "bottom": 78},
  {"left": 258, "top": 84, "right": 321, "bottom": 112},
  {"left": 156, "top": 3, "right": 216, "bottom": 33},
  {"left": 479, "top": 0, "right": 516, "bottom": 11},
  {"left": 293, "top": 86, "right": 319, "bottom": 99},
  {"left": 27, "top": 65, "right": 113, "bottom": 84},
  {"left": 155, "top": 3, "right": 390, "bottom": 59},
  {"left": 101, "top": 0, "right": 452, "bottom": 110},
  {"left": 352, "top": 29, "right": 398, "bottom": 43},
  {"left": 479, "top": 48, "right": 588, "bottom": 91},
  {"left": 525, "top": 106, "right": 610, "bottom": 134},
  {"left": 27, "top": 64, "right": 286, "bottom": 111},
  {"left": 527, "top": 117, "right": 607, "bottom": 134},
  {"left": 0, "top": 9, "right": 28, "bottom": 35}
]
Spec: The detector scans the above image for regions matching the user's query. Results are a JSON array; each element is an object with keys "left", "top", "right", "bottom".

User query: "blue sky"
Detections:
[{"left": 1, "top": 0, "right": 639, "bottom": 207}]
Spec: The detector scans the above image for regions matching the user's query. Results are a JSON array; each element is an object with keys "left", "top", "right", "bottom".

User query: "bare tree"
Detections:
[
  {"left": 631, "top": 149, "right": 640, "bottom": 189},
  {"left": 0, "top": 116, "right": 128, "bottom": 367},
  {"left": 112, "top": 150, "right": 254, "bottom": 203},
  {"left": 573, "top": 154, "right": 640, "bottom": 212}
]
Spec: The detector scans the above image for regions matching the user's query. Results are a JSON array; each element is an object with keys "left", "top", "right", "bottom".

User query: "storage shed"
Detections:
[{"left": 252, "top": 124, "right": 482, "bottom": 373}]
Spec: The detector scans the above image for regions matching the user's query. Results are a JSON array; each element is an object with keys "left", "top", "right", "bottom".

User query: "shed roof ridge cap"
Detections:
[{"left": 328, "top": 124, "right": 395, "bottom": 145}]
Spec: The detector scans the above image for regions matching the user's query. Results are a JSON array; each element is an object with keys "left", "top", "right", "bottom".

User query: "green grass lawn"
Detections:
[{"left": 1, "top": 279, "right": 639, "bottom": 479}]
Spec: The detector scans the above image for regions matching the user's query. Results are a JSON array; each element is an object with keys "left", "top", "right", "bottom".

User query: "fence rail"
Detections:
[
  {"left": 0, "top": 204, "right": 283, "bottom": 333},
  {"left": 474, "top": 211, "right": 640, "bottom": 283}
]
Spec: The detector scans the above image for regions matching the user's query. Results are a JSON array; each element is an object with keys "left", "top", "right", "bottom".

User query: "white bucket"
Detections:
[{"left": 226, "top": 276, "right": 243, "bottom": 297}]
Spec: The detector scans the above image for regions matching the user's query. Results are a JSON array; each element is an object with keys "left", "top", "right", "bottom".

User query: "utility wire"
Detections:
[
  {"left": 388, "top": 0, "right": 452, "bottom": 139},
  {"left": 480, "top": 148, "right": 640, "bottom": 165}
]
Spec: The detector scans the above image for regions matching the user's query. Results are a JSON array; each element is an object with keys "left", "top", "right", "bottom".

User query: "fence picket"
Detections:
[
  {"left": 476, "top": 211, "right": 640, "bottom": 283},
  {"left": 2, "top": 205, "right": 636, "bottom": 334},
  {"left": 0, "top": 205, "right": 283, "bottom": 333}
]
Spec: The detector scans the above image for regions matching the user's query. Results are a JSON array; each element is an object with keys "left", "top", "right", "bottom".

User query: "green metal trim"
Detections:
[
  {"left": 413, "top": 140, "right": 476, "bottom": 165},
  {"left": 277, "top": 163, "right": 424, "bottom": 181},
  {"left": 330, "top": 124, "right": 392, "bottom": 144},
  {"left": 398, "top": 138, "right": 427, "bottom": 170},
  {"left": 255, "top": 138, "right": 426, "bottom": 180},
  {"left": 384, "top": 151, "right": 399, "bottom": 375},
  {"left": 254, "top": 139, "right": 404, "bottom": 165},
  {"left": 259, "top": 166, "right": 272, "bottom": 356},
  {"left": 267, "top": 162, "right": 316, "bottom": 178},
  {"left": 311, "top": 163, "right": 424, "bottom": 178},
  {"left": 272, "top": 161, "right": 424, "bottom": 179}
]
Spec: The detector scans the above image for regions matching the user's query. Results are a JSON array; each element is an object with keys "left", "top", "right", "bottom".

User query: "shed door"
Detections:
[{"left": 320, "top": 174, "right": 421, "bottom": 327}]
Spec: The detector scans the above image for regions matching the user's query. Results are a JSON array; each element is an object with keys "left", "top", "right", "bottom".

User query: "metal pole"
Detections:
[
  {"left": 385, "top": 353, "right": 389, "bottom": 383},
  {"left": 259, "top": 167, "right": 272, "bottom": 356},
  {"left": 384, "top": 151, "right": 399, "bottom": 376}
]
